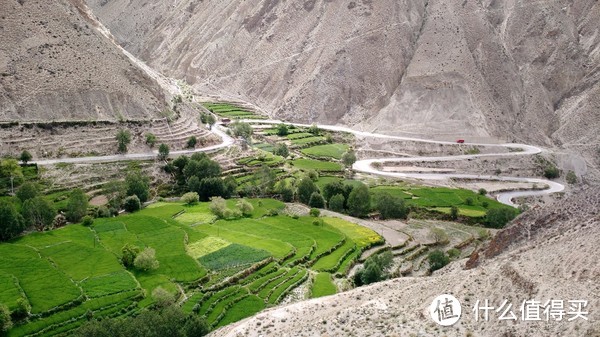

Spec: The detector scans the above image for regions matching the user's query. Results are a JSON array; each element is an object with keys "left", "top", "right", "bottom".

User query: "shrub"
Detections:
[
  {"left": 12, "top": 298, "right": 31, "bottom": 320},
  {"left": 123, "top": 195, "right": 141, "bottom": 213},
  {"left": 464, "top": 197, "right": 474, "bottom": 206},
  {"left": 353, "top": 251, "right": 393, "bottom": 286},
  {"left": 312, "top": 219, "right": 324, "bottom": 226},
  {"left": 152, "top": 287, "right": 175, "bottom": 308},
  {"left": 276, "top": 124, "right": 288, "bottom": 136},
  {"left": 450, "top": 206, "right": 459, "bottom": 220},
  {"left": 428, "top": 250, "right": 450, "bottom": 272},
  {"left": 209, "top": 197, "right": 228, "bottom": 219},
  {"left": 236, "top": 199, "right": 254, "bottom": 216},
  {"left": 347, "top": 183, "right": 370, "bottom": 217},
  {"left": 116, "top": 129, "right": 131, "bottom": 153},
  {"left": 273, "top": 143, "right": 289, "bottom": 157},
  {"left": 482, "top": 201, "right": 489, "bottom": 208},
  {"left": 16, "top": 182, "right": 38, "bottom": 202},
  {"left": 566, "top": 171, "right": 577, "bottom": 184},
  {"left": 485, "top": 208, "right": 517, "bottom": 229},
  {"left": 187, "top": 136, "right": 198, "bottom": 149},
  {"left": 20, "top": 150, "right": 32, "bottom": 165},
  {"left": 0, "top": 304, "right": 12, "bottom": 333},
  {"left": 158, "top": 143, "right": 170, "bottom": 160},
  {"left": 134, "top": 247, "right": 159, "bottom": 271},
  {"left": 543, "top": 165, "right": 560, "bottom": 179},
  {"left": 309, "top": 208, "right": 321, "bottom": 217},
  {"left": 66, "top": 189, "right": 89, "bottom": 223},
  {"left": 478, "top": 188, "right": 487, "bottom": 195},
  {"left": 121, "top": 244, "right": 140, "bottom": 268},
  {"left": 297, "top": 178, "right": 319, "bottom": 205},
  {"left": 328, "top": 194, "right": 345, "bottom": 212},
  {"left": 308, "top": 192, "right": 325, "bottom": 208},
  {"left": 447, "top": 248, "right": 461, "bottom": 260},
  {"left": 0, "top": 201, "right": 25, "bottom": 241},
  {"left": 22, "top": 197, "right": 56, "bottom": 231},
  {"left": 376, "top": 193, "right": 408, "bottom": 219},
  {"left": 341, "top": 149, "right": 357, "bottom": 168},
  {"left": 181, "top": 192, "right": 199, "bottom": 205},
  {"left": 145, "top": 133, "right": 157, "bottom": 147},
  {"left": 81, "top": 216, "right": 94, "bottom": 227}
]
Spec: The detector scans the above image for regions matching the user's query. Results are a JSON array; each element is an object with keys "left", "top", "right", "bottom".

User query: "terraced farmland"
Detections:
[
  {"left": 202, "top": 102, "right": 266, "bottom": 120},
  {"left": 0, "top": 198, "right": 382, "bottom": 336}
]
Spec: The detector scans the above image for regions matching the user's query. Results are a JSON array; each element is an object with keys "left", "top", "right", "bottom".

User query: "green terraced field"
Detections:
[
  {"left": 310, "top": 272, "right": 337, "bottom": 298},
  {"left": 291, "top": 158, "right": 343, "bottom": 172},
  {"left": 0, "top": 199, "right": 383, "bottom": 336},
  {"left": 301, "top": 144, "right": 349, "bottom": 159}
]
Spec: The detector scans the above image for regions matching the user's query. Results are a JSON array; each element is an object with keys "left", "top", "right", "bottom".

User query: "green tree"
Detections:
[
  {"left": 273, "top": 143, "right": 289, "bottom": 157},
  {"left": 428, "top": 250, "right": 450, "bottom": 272},
  {"left": 81, "top": 216, "right": 94, "bottom": 227},
  {"left": 183, "top": 158, "right": 221, "bottom": 181},
  {"left": 566, "top": 171, "right": 578, "bottom": 184},
  {"left": 253, "top": 165, "right": 276, "bottom": 196},
  {"left": 205, "top": 114, "right": 216, "bottom": 126},
  {"left": 123, "top": 195, "right": 141, "bottom": 213},
  {"left": 236, "top": 199, "right": 254, "bottom": 216},
  {"left": 181, "top": 192, "right": 199, "bottom": 205},
  {"left": 0, "top": 159, "right": 23, "bottom": 192},
  {"left": 16, "top": 182, "right": 38, "bottom": 202},
  {"left": 158, "top": 143, "right": 170, "bottom": 161},
  {"left": 353, "top": 251, "right": 393, "bottom": 286},
  {"left": 465, "top": 197, "right": 474, "bottom": 206},
  {"left": 20, "top": 150, "right": 32, "bottom": 165},
  {"left": 209, "top": 197, "right": 228, "bottom": 219},
  {"left": 376, "top": 192, "right": 408, "bottom": 219},
  {"left": 223, "top": 176, "right": 238, "bottom": 198},
  {"left": 22, "top": 197, "right": 56, "bottom": 231},
  {"left": 116, "top": 129, "right": 132, "bottom": 153},
  {"left": 297, "top": 178, "right": 319, "bottom": 205},
  {"left": 276, "top": 124, "right": 289, "bottom": 136},
  {"left": 450, "top": 206, "right": 459, "bottom": 220},
  {"left": 145, "top": 133, "right": 157, "bottom": 147},
  {"left": 0, "top": 303, "right": 12, "bottom": 333},
  {"left": 0, "top": 201, "right": 25, "bottom": 241},
  {"left": 230, "top": 121, "right": 253, "bottom": 140},
  {"left": 121, "top": 244, "right": 140, "bottom": 268},
  {"left": 12, "top": 298, "right": 31, "bottom": 320},
  {"left": 347, "top": 183, "right": 370, "bottom": 217},
  {"left": 152, "top": 287, "right": 175, "bottom": 308},
  {"left": 341, "top": 149, "right": 357, "bottom": 168},
  {"left": 308, "top": 124, "right": 320, "bottom": 135},
  {"left": 485, "top": 208, "right": 517, "bottom": 229},
  {"left": 543, "top": 165, "right": 560, "bottom": 179},
  {"left": 134, "top": 247, "right": 159, "bottom": 271},
  {"left": 103, "top": 180, "right": 126, "bottom": 211},
  {"left": 478, "top": 188, "right": 487, "bottom": 195},
  {"left": 66, "top": 189, "right": 89, "bottom": 223},
  {"left": 126, "top": 173, "right": 150, "bottom": 202},
  {"left": 328, "top": 194, "right": 345, "bottom": 212},
  {"left": 186, "top": 136, "right": 197, "bottom": 149},
  {"left": 308, "top": 192, "right": 325, "bottom": 208},
  {"left": 198, "top": 177, "right": 225, "bottom": 201}
]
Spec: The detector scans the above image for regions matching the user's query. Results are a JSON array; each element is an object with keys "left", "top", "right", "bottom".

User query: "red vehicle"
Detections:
[{"left": 456, "top": 139, "right": 465, "bottom": 144}]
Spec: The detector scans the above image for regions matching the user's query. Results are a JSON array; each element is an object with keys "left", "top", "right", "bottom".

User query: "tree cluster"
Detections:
[{"left": 353, "top": 251, "right": 393, "bottom": 286}]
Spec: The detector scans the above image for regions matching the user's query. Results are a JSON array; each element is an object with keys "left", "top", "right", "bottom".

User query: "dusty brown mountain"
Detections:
[
  {"left": 0, "top": 0, "right": 166, "bottom": 122},
  {"left": 88, "top": 0, "right": 600, "bottom": 150}
]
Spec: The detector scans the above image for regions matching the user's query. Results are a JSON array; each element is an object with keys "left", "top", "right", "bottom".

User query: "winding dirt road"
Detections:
[{"left": 245, "top": 119, "right": 565, "bottom": 207}]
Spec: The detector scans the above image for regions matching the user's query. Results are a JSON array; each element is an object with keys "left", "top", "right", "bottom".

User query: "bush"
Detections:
[
  {"left": 123, "top": 195, "right": 141, "bottom": 213},
  {"left": 158, "top": 143, "right": 170, "bottom": 160},
  {"left": 428, "top": 250, "right": 450, "bottom": 272},
  {"left": 309, "top": 208, "right": 321, "bottom": 217},
  {"left": 121, "top": 244, "right": 140, "bottom": 268},
  {"left": 152, "top": 287, "right": 176, "bottom": 308},
  {"left": 0, "top": 304, "right": 12, "bottom": 333},
  {"left": 447, "top": 248, "right": 461, "bottom": 260},
  {"left": 187, "top": 136, "right": 197, "bottom": 149},
  {"left": 20, "top": 150, "right": 32, "bottom": 165},
  {"left": 482, "top": 201, "right": 489, "bottom": 208},
  {"left": 478, "top": 188, "right": 487, "bottom": 195},
  {"left": 543, "top": 165, "right": 560, "bottom": 179},
  {"left": 209, "top": 197, "right": 228, "bottom": 219},
  {"left": 273, "top": 143, "right": 289, "bottom": 157},
  {"left": 312, "top": 219, "right": 324, "bottom": 226},
  {"left": 464, "top": 197, "right": 474, "bottom": 206},
  {"left": 134, "top": 247, "right": 159, "bottom": 271},
  {"left": 353, "top": 251, "right": 393, "bottom": 286},
  {"left": 276, "top": 124, "right": 289, "bottom": 136},
  {"left": 297, "top": 178, "right": 319, "bottom": 205},
  {"left": 341, "top": 149, "right": 357, "bottom": 168},
  {"left": 146, "top": 133, "right": 157, "bottom": 147},
  {"left": 376, "top": 192, "right": 408, "bottom": 219},
  {"left": 116, "top": 129, "right": 131, "bottom": 153},
  {"left": 485, "top": 208, "right": 517, "bottom": 229},
  {"left": 328, "top": 194, "right": 345, "bottom": 212},
  {"left": 308, "top": 192, "right": 325, "bottom": 208},
  {"left": 0, "top": 201, "right": 25, "bottom": 241},
  {"left": 236, "top": 199, "right": 254, "bottom": 216},
  {"left": 16, "top": 182, "right": 38, "bottom": 202},
  {"left": 450, "top": 206, "right": 459, "bottom": 220},
  {"left": 566, "top": 171, "right": 577, "bottom": 184},
  {"left": 181, "top": 192, "right": 199, "bottom": 205},
  {"left": 66, "top": 189, "right": 89, "bottom": 223},
  {"left": 12, "top": 298, "right": 31, "bottom": 320},
  {"left": 81, "top": 216, "right": 94, "bottom": 227},
  {"left": 347, "top": 183, "right": 370, "bottom": 217}
]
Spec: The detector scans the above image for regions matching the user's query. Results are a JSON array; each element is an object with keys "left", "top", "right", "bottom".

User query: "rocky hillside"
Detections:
[
  {"left": 0, "top": 0, "right": 167, "bottom": 122},
  {"left": 88, "top": 0, "right": 600, "bottom": 150},
  {"left": 210, "top": 186, "right": 600, "bottom": 336}
]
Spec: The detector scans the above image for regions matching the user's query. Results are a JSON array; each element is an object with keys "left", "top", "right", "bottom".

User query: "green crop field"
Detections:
[
  {"left": 310, "top": 273, "right": 337, "bottom": 298},
  {"left": 291, "top": 159, "right": 343, "bottom": 172},
  {"left": 301, "top": 144, "right": 349, "bottom": 159},
  {"left": 291, "top": 136, "right": 327, "bottom": 146},
  {"left": 0, "top": 198, "right": 383, "bottom": 336}
]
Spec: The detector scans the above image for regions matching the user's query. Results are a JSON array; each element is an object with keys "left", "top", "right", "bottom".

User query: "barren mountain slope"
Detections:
[
  {"left": 211, "top": 187, "right": 600, "bottom": 337},
  {"left": 88, "top": 0, "right": 600, "bottom": 149},
  {"left": 0, "top": 0, "right": 166, "bottom": 122}
]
